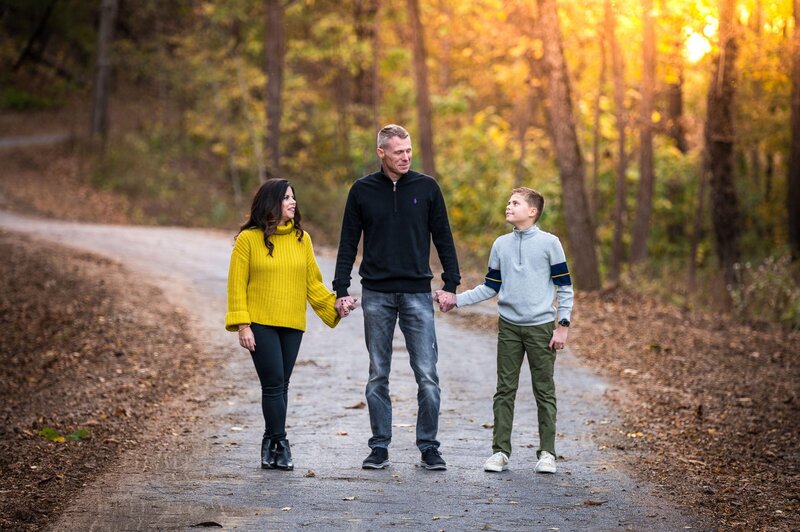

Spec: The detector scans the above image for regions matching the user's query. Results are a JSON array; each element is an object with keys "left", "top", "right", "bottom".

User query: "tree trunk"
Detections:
[
  {"left": 13, "top": 0, "right": 58, "bottom": 72},
  {"left": 666, "top": 78, "right": 689, "bottom": 153},
  {"left": 705, "top": 0, "right": 742, "bottom": 285},
  {"left": 605, "top": 0, "right": 628, "bottom": 282},
  {"left": 789, "top": 0, "right": 800, "bottom": 259},
  {"left": 536, "top": 0, "right": 602, "bottom": 290},
  {"left": 749, "top": 0, "right": 764, "bottom": 194},
  {"left": 590, "top": 23, "right": 607, "bottom": 222},
  {"left": 235, "top": 55, "right": 267, "bottom": 184},
  {"left": 90, "top": 0, "right": 119, "bottom": 146},
  {"left": 336, "top": 70, "right": 352, "bottom": 164},
  {"left": 372, "top": 0, "right": 382, "bottom": 133},
  {"left": 515, "top": 114, "right": 528, "bottom": 188},
  {"left": 766, "top": 151, "right": 774, "bottom": 200},
  {"left": 630, "top": 0, "right": 657, "bottom": 264},
  {"left": 688, "top": 156, "right": 709, "bottom": 290},
  {"left": 513, "top": 89, "right": 540, "bottom": 188},
  {"left": 406, "top": 0, "right": 436, "bottom": 177},
  {"left": 437, "top": 1, "right": 452, "bottom": 92},
  {"left": 212, "top": 79, "right": 243, "bottom": 210},
  {"left": 265, "top": 0, "right": 284, "bottom": 179},
  {"left": 353, "top": 0, "right": 378, "bottom": 114}
]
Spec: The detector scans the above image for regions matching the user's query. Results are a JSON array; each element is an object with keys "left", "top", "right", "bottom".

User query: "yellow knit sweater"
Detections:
[{"left": 225, "top": 222, "right": 340, "bottom": 332}]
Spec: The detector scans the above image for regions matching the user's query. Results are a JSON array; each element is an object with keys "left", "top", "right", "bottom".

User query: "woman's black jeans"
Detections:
[{"left": 249, "top": 323, "right": 303, "bottom": 443}]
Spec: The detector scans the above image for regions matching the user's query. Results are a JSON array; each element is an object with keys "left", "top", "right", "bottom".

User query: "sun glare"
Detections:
[
  {"left": 684, "top": 31, "right": 712, "bottom": 63},
  {"left": 683, "top": 16, "right": 717, "bottom": 65}
]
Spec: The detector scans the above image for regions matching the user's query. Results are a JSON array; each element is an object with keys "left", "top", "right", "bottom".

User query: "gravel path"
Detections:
[
  {"left": 0, "top": 133, "right": 71, "bottom": 149},
  {"left": 0, "top": 211, "right": 706, "bottom": 531}
]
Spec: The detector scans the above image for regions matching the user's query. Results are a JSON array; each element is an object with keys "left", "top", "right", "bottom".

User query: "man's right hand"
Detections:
[
  {"left": 336, "top": 296, "right": 358, "bottom": 317},
  {"left": 434, "top": 290, "right": 456, "bottom": 313}
]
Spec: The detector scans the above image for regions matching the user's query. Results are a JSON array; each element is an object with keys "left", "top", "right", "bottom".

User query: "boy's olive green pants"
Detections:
[{"left": 493, "top": 318, "right": 557, "bottom": 458}]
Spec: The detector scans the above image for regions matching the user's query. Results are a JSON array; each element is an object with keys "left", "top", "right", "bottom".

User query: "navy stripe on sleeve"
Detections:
[
  {"left": 550, "top": 262, "right": 572, "bottom": 286},
  {"left": 484, "top": 268, "right": 502, "bottom": 292}
]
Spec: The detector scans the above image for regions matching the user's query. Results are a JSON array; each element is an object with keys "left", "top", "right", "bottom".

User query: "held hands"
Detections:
[
  {"left": 434, "top": 290, "right": 457, "bottom": 313},
  {"left": 549, "top": 325, "right": 569, "bottom": 351},
  {"left": 335, "top": 296, "right": 359, "bottom": 318}
]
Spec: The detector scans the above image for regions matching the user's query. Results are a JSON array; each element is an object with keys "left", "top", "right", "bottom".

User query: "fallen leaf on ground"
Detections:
[
  {"left": 345, "top": 401, "right": 366, "bottom": 409},
  {"left": 583, "top": 499, "right": 608, "bottom": 506}
]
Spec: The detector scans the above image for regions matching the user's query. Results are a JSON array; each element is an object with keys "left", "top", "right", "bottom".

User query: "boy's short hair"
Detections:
[{"left": 512, "top": 187, "right": 545, "bottom": 223}]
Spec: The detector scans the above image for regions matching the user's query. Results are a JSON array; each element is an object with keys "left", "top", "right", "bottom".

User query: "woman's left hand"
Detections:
[{"left": 239, "top": 326, "right": 256, "bottom": 351}]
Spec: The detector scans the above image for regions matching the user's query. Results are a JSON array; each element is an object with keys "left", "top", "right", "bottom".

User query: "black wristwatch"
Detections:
[{"left": 558, "top": 319, "right": 570, "bottom": 327}]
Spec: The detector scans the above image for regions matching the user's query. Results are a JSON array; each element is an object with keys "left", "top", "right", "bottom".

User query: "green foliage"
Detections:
[
  {"left": 0, "top": 86, "right": 61, "bottom": 110},
  {"left": 92, "top": 131, "right": 183, "bottom": 200},
  {"left": 39, "top": 426, "right": 90, "bottom": 442},
  {"left": 648, "top": 141, "right": 703, "bottom": 262},
  {"left": 90, "top": 129, "right": 238, "bottom": 227},
  {"left": 435, "top": 109, "right": 567, "bottom": 269},
  {"left": 38, "top": 427, "right": 63, "bottom": 442},
  {"left": 0, "top": 0, "right": 98, "bottom": 85},
  {"left": 66, "top": 428, "right": 90, "bottom": 441},
  {"left": 5, "top": 0, "right": 796, "bottom": 321}
]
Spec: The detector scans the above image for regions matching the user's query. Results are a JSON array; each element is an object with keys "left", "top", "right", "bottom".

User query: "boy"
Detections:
[{"left": 437, "top": 187, "right": 573, "bottom": 473}]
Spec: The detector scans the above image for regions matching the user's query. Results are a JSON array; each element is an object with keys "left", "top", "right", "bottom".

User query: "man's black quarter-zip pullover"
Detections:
[{"left": 333, "top": 168, "right": 461, "bottom": 296}]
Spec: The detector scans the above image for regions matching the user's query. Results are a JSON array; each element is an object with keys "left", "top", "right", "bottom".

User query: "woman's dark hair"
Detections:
[{"left": 237, "top": 178, "right": 303, "bottom": 255}]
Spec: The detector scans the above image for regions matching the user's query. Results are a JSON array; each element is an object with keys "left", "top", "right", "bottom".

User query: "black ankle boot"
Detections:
[
  {"left": 274, "top": 439, "right": 293, "bottom": 470},
  {"left": 261, "top": 436, "right": 277, "bottom": 469}
]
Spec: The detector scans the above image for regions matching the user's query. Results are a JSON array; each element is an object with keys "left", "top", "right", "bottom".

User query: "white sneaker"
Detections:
[
  {"left": 535, "top": 451, "right": 557, "bottom": 474},
  {"left": 483, "top": 452, "right": 509, "bottom": 472}
]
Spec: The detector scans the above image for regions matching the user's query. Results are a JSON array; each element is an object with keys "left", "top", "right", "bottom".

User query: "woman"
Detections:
[{"left": 226, "top": 178, "right": 343, "bottom": 471}]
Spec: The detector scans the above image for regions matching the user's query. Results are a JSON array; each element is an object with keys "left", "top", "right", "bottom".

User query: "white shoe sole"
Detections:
[
  {"left": 535, "top": 464, "right": 556, "bottom": 474},
  {"left": 484, "top": 463, "right": 508, "bottom": 472}
]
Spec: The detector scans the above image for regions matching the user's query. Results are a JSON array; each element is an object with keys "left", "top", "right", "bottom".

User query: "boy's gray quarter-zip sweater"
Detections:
[{"left": 456, "top": 225, "right": 573, "bottom": 326}]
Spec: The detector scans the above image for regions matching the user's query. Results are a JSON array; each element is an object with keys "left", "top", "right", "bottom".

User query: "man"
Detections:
[{"left": 333, "top": 124, "right": 460, "bottom": 470}]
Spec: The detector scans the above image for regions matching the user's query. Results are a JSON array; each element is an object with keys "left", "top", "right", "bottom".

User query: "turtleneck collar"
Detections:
[
  {"left": 380, "top": 165, "right": 408, "bottom": 183},
  {"left": 513, "top": 224, "right": 539, "bottom": 239},
  {"left": 275, "top": 220, "right": 294, "bottom": 235}
]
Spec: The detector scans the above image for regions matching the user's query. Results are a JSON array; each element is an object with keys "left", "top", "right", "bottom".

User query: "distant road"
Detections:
[{"left": 0, "top": 133, "right": 71, "bottom": 149}]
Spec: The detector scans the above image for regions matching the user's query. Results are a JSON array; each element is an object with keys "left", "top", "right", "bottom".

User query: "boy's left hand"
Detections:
[{"left": 549, "top": 325, "right": 569, "bottom": 351}]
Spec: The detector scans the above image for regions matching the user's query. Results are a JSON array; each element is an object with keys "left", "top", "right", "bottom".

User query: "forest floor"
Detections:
[
  {"left": 451, "top": 284, "right": 799, "bottom": 531},
  {"left": 0, "top": 230, "right": 202, "bottom": 529},
  {"left": 0, "top": 134, "right": 797, "bottom": 530}
]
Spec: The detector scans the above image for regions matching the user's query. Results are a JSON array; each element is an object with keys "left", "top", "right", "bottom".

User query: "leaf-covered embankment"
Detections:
[{"left": 0, "top": 230, "right": 199, "bottom": 529}]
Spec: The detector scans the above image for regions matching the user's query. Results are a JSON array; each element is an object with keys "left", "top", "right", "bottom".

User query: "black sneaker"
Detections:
[
  {"left": 362, "top": 447, "right": 390, "bottom": 469},
  {"left": 420, "top": 448, "right": 447, "bottom": 470}
]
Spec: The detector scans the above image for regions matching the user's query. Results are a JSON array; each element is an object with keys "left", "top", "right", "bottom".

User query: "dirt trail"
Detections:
[{"left": 0, "top": 211, "right": 705, "bottom": 531}]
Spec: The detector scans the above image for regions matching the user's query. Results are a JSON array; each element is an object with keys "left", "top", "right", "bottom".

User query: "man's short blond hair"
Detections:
[
  {"left": 512, "top": 187, "right": 545, "bottom": 223},
  {"left": 377, "top": 124, "right": 410, "bottom": 149}
]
